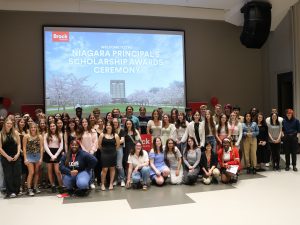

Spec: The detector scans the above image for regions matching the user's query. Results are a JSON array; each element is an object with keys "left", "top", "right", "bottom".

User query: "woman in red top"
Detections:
[{"left": 217, "top": 138, "right": 240, "bottom": 184}]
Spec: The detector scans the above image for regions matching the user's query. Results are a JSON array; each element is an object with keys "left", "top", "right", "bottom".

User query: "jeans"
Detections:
[
  {"left": 116, "top": 147, "right": 125, "bottom": 182},
  {"left": 205, "top": 136, "right": 217, "bottom": 153},
  {"left": 63, "top": 170, "right": 91, "bottom": 190},
  {"left": 177, "top": 142, "right": 186, "bottom": 154},
  {"left": 132, "top": 166, "right": 150, "bottom": 185}
]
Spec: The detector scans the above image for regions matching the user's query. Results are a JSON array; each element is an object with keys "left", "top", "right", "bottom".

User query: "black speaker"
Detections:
[{"left": 240, "top": 1, "right": 272, "bottom": 48}]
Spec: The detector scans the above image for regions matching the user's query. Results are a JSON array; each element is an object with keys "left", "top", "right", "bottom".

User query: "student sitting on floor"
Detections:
[
  {"left": 217, "top": 138, "right": 240, "bottom": 184},
  {"left": 59, "top": 139, "right": 97, "bottom": 196},
  {"left": 149, "top": 137, "right": 170, "bottom": 186},
  {"left": 126, "top": 141, "right": 150, "bottom": 190},
  {"left": 200, "top": 142, "right": 220, "bottom": 185},
  {"left": 182, "top": 137, "right": 201, "bottom": 185}
]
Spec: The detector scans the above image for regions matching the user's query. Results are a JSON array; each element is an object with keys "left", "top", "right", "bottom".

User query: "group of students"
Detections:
[{"left": 0, "top": 103, "right": 299, "bottom": 198}]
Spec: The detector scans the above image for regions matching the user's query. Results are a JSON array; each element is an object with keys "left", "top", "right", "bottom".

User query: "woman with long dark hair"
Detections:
[
  {"left": 255, "top": 113, "right": 269, "bottom": 171},
  {"left": 164, "top": 138, "right": 182, "bottom": 184},
  {"left": 242, "top": 112, "right": 259, "bottom": 174},
  {"left": 182, "top": 137, "right": 201, "bottom": 185},
  {"left": 149, "top": 137, "right": 170, "bottom": 186},
  {"left": 267, "top": 112, "right": 282, "bottom": 170},
  {"left": 0, "top": 119, "right": 21, "bottom": 198},
  {"left": 147, "top": 109, "right": 162, "bottom": 139},
  {"left": 126, "top": 141, "right": 150, "bottom": 190},
  {"left": 43, "top": 122, "right": 63, "bottom": 192},
  {"left": 112, "top": 118, "right": 125, "bottom": 187},
  {"left": 200, "top": 142, "right": 220, "bottom": 185},
  {"left": 204, "top": 110, "right": 217, "bottom": 153},
  {"left": 123, "top": 119, "right": 141, "bottom": 172},
  {"left": 172, "top": 112, "right": 188, "bottom": 153},
  {"left": 98, "top": 121, "right": 120, "bottom": 191}
]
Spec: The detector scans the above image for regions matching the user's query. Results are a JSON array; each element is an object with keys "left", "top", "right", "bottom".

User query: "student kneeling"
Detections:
[
  {"left": 59, "top": 139, "right": 97, "bottom": 196},
  {"left": 200, "top": 142, "right": 220, "bottom": 185},
  {"left": 217, "top": 138, "right": 240, "bottom": 184}
]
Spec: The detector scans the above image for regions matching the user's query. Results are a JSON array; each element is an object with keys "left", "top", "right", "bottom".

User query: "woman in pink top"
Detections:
[
  {"left": 43, "top": 122, "right": 63, "bottom": 193},
  {"left": 79, "top": 118, "right": 98, "bottom": 189}
]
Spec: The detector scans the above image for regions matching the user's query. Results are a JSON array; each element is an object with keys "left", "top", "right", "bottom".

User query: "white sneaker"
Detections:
[
  {"left": 121, "top": 180, "right": 125, "bottom": 187},
  {"left": 90, "top": 183, "right": 96, "bottom": 189},
  {"left": 9, "top": 193, "right": 17, "bottom": 198},
  {"left": 265, "top": 163, "right": 270, "bottom": 167},
  {"left": 113, "top": 181, "right": 117, "bottom": 186}
]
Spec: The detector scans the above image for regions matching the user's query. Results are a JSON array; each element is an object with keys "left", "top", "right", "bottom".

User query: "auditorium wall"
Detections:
[{"left": 0, "top": 10, "right": 264, "bottom": 114}]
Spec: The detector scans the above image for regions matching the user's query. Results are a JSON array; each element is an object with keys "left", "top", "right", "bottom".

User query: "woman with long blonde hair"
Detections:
[
  {"left": 23, "top": 123, "right": 44, "bottom": 196},
  {"left": 0, "top": 119, "right": 21, "bottom": 198}
]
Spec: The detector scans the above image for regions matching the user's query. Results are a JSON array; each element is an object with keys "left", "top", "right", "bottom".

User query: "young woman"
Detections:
[
  {"left": 23, "top": 123, "right": 43, "bottom": 196},
  {"left": 170, "top": 108, "right": 179, "bottom": 124},
  {"left": 0, "top": 119, "right": 21, "bottom": 198},
  {"left": 112, "top": 118, "right": 125, "bottom": 187},
  {"left": 161, "top": 114, "right": 175, "bottom": 147},
  {"left": 181, "top": 111, "right": 205, "bottom": 149},
  {"left": 105, "top": 112, "right": 113, "bottom": 123},
  {"left": 204, "top": 110, "right": 217, "bottom": 153},
  {"left": 123, "top": 119, "right": 141, "bottom": 172},
  {"left": 79, "top": 118, "right": 98, "bottom": 189},
  {"left": 64, "top": 118, "right": 78, "bottom": 153},
  {"left": 54, "top": 113, "right": 62, "bottom": 121},
  {"left": 255, "top": 113, "right": 269, "bottom": 171},
  {"left": 147, "top": 109, "right": 162, "bottom": 139},
  {"left": 182, "top": 137, "right": 201, "bottom": 185},
  {"left": 149, "top": 137, "right": 170, "bottom": 186},
  {"left": 47, "top": 115, "right": 55, "bottom": 126},
  {"left": 98, "top": 121, "right": 120, "bottom": 191},
  {"left": 61, "top": 112, "right": 70, "bottom": 132},
  {"left": 268, "top": 113, "right": 282, "bottom": 170},
  {"left": 216, "top": 114, "right": 229, "bottom": 149},
  {"left": 95, "top": 117, "right": 104, "bottom": 186},
  {"left": 200, "top": 142, "right": 220, "bottom": 185},
  {"left": 242, "top": 112, "right": 259, "bottom": 174},
  {"left": 217, "top": 138, "right": 240, "bottom": 184},
  {"left": 164, "top": 138, "right": 183, "bottom": 184},
  {"left": 16, "top": 118, "right": 28, "bottom": 193},
  {"left": 228, "top": 112, "right": 243, "bottom": 148},
  {"left": 172, "top": 112, "right": 188, "bottom": 153},
  {"left": 282, "top": 109, "right": 300, "bottom": 171},
  {"left": 126, "top": 141, "right": 150, "bottom": 190},
  {"left": 60, "top": 139, "right": 97, "bottom": 196},
  {"left": 43, "top": 122, "right": 63, "bottom": 192},
  {"left": 38, "top": 119, "right": 47, "bottom": 137}
]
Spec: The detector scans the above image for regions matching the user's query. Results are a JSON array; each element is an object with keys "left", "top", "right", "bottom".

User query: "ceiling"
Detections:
[{"left": 0, "top": 0, "right": 298, "bottom": 30}]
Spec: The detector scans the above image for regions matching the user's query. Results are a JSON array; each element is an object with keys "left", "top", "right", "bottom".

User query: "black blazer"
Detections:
[{"left": 200, "top": 151, "right": 218, "bottom": 171}]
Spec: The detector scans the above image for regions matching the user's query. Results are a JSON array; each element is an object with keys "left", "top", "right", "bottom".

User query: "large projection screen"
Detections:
[{"left": 44, "top": 27, "right": 186, "bottom": 116}]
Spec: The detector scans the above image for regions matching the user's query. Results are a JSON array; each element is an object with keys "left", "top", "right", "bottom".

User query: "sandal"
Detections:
[
  {"left": 142, "top": 185, "right": 148, "bottom": 190},
  {"left": 101, "top": 185, "right": 106, "bottom": 191},
  {"left": 109, "top": 185, "right": 114, "bottom": 190}
]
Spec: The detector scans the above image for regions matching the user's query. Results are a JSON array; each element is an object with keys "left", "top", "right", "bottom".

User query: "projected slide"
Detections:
[{"left": 44, "top": 27, "right": 185, "bottom": 115}]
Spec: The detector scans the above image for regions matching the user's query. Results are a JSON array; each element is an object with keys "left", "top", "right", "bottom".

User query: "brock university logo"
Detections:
[{"left": 52, "top": 32, "right": 69, "bottom": 42}]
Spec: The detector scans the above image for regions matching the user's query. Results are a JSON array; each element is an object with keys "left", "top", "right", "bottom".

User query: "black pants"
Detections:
[
  {"left": 269, "top": 143, "right": 280, "bottom": 168},
  {"left": 257, "top": 143, "right": 270, "bottom": 164},
  {"left": 1, "top": 157, "right": 21, "bottom": 195},
  {"left": 283, "top": 135, "right": 298, "bottom": 167}
]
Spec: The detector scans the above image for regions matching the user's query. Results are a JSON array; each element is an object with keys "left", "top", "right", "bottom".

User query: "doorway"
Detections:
[{"left": 277, "top": 72, "right": 293, "bottom": 116}]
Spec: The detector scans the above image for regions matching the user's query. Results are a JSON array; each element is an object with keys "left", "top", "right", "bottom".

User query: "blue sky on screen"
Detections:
[{"left": 45, "top": 29, "right": 184, "bottom": 96}]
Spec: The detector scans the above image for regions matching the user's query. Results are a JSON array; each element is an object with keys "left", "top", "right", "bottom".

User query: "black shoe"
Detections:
[
  {"left": 247, "top": 167, "right": 251, "bottom": 174},
  {"left": 285, "top": 167, "right": 290, "bottom": 171},
  {"left": 212, "top": 177, "right": 219, "bottom": 184},
  {"left": 51, "top": 186, "right": 57, "bottom": 193},
  {"left": 252, "top": 168, "right": 256, "bottom": 174},
  {"left": 293, "top": 166, "right": 298, "bottom": 172},
  {"left": 231, "top": 175, "right": 238, "bottom": 183},
  {"left": 257, "top": 168, "right": 265, "bottom": 172}
]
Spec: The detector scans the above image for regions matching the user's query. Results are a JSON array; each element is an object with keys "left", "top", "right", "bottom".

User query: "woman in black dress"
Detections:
[
  {"left": 256, "top": 113, "right": 269, "bottom": 171},
  {"left": 98, "top": 121, "right": 120, "bottom": 191}
]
